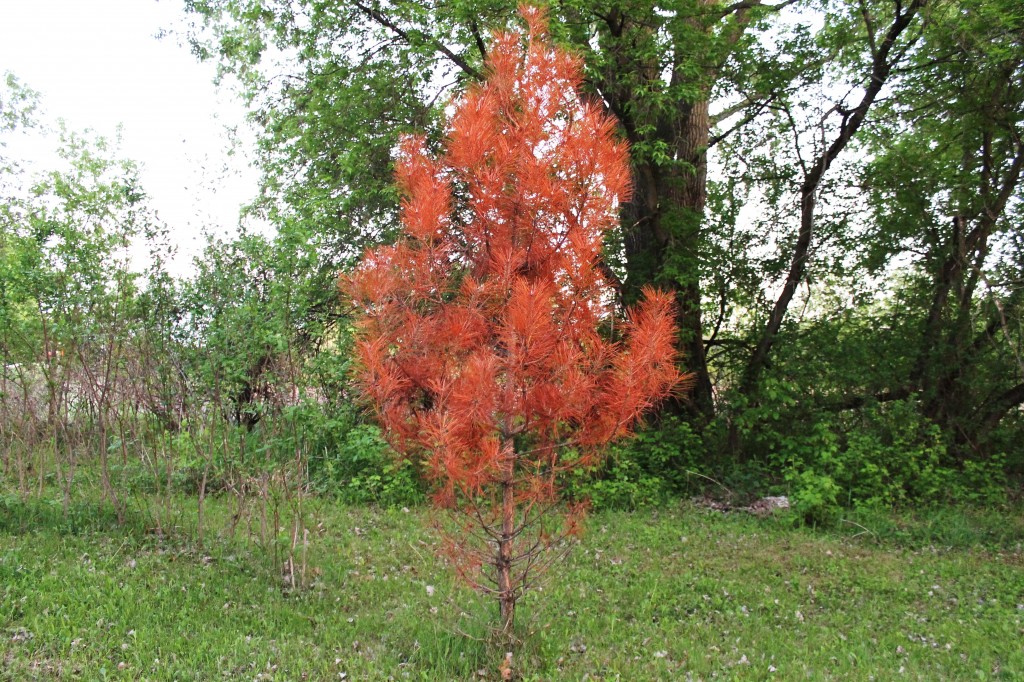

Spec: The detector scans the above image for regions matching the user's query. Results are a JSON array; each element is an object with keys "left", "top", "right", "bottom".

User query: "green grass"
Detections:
[{"left": 1, "top": 492, "right": 1022, "bottom": 680}]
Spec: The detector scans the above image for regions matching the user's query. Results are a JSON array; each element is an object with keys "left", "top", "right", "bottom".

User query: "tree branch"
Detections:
[
  {"left": 709, "top": 93, "right": 777, "bottom": 148},
  {"left": 978, "top": 382, "right": 1024, "bottom": 435},
  {"left": 470, "top": 19, "right": 488, "bottom": 62},
  {"left": 740, "top": 0, "right": 924, "bottom": 396},
  {"left": 703, "top": 284, "right": 730, "bottom": 351},
  {"left": 822, "top": 386, "right": 914, "bottom": 411},
  {"left": 352, "top": 1, "right": 483, "bottom": 81},
  {"left": 717, "top": 0, "right": 799, "bottom": 19}
]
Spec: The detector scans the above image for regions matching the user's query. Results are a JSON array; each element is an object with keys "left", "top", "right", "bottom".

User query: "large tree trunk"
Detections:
[
  {"left": 622, "top": 101, "right": 714, "bottom": 422},
  {"left": 668, "top": 99, "right": 715, "bottom": 422},
  {"left": 592, "top": 8, "right": 719, "bottom": 425}
]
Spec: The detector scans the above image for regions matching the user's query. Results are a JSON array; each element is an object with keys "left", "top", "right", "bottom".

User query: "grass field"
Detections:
[{"left": 1, "top": 493, "right": 1022, "bottom": 680}]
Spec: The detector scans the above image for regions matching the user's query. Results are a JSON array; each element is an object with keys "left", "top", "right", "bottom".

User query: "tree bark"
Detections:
[
  {"left": 668, "top": 98, "right": 716, "bottom": 422},
  {"left": 622, "top": 142, "right": 715, "bottom": 421},
  {"left": 599, "top": 6, "right": 721, "bottom": 424},
  {"left": 497, "top": 453, "right": 516, "bottom": 638}
]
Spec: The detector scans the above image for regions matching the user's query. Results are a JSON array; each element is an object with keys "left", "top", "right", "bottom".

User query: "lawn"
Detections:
[{"left": 1, "top": 494, "right": 1022, "bottom": 680}]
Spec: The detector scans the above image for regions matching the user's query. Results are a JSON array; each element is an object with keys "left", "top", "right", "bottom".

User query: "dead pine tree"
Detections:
[{"left": 344, "top": 4, "right": 685, "bottom": 651}]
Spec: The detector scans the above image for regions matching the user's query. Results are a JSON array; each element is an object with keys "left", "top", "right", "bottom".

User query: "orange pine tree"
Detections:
[{"left": 343, "top": 6, "right": 684, "bottom": 636}]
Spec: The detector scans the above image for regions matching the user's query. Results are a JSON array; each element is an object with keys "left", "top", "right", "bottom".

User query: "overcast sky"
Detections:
[{"left": 0, "top": 0, "right": 258, "bottom": 274}]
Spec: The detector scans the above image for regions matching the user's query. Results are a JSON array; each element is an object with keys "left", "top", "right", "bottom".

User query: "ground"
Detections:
[{"left": 1, "top": 494, "right": 1022, "bottom": 680}]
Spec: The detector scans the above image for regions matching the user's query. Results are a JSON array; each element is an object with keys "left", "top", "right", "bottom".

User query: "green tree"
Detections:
[
  {"left": 183, "top": 0, "right": 812, "bottom": 424},
  {"left": 860, "top": 0, "right": 1024, "bottom": 459},
  {"left": 182, "top": 0, "right": 1024, "bottom": 495},
  {"left": 0, "top": 95, "right": 160, "bottom": 512}
]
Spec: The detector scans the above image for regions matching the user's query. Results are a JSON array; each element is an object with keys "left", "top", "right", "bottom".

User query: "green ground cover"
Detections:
[{"left": 1, "top": 495, "right": 1022, "bottom": 681}]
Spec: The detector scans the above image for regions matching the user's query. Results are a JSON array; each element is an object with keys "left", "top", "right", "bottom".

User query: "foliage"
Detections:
[
  {"left": 344, "top": 9, "right": 681, "bottom": 636},
  {"left": 176, "top": 0, "right": 1024, "bottom": 507},
  {"left": 565, "top": 416, "right": 704, "bottom": 510},
  {"left": 305, "top": 416, "right": 424, "bottom": 507},
  {"left": 180, "top": 0, "right": 1024, "bottom": 501},
  {"left": 785, "top": 468, "right": 842, "bottom": 528},
  {"left": 721, "top": 390, "right": 1011, "bottom": 525}
]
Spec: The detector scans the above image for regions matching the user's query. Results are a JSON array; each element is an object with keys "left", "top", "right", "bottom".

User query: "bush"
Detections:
[
  {"left": 308, "top": 419, "right": 424, "bottom": 507},
  {"left": 730, "top": 389, "right": 1009, "bottom": 521},
  {"left": 785, "top": 468, "right": 841, "bottom": 527},
  {"left": 328, "top": 423, "right": 423, "bottom": 506},
  {"left": 120, "top": 403, "right": 427, "bottom": 507},
  {"left": 565, "top": 450, "right": 671, "bottom": 510},
  {"left": 565, "top": 416, "right": 704, "bottom": 510},
  {"left": 838, "top": 401, "right": 953, "bottom": 505}
]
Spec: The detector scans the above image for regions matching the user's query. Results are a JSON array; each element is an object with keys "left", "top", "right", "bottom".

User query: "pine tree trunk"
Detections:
[{"left": 497, "top": 471, "right": 516, "bottom": 637}]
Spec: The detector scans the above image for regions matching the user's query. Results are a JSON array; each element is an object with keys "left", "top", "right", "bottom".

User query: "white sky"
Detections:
[{"left": 0, "top": 0, "right": 258, "bottom": 275}]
